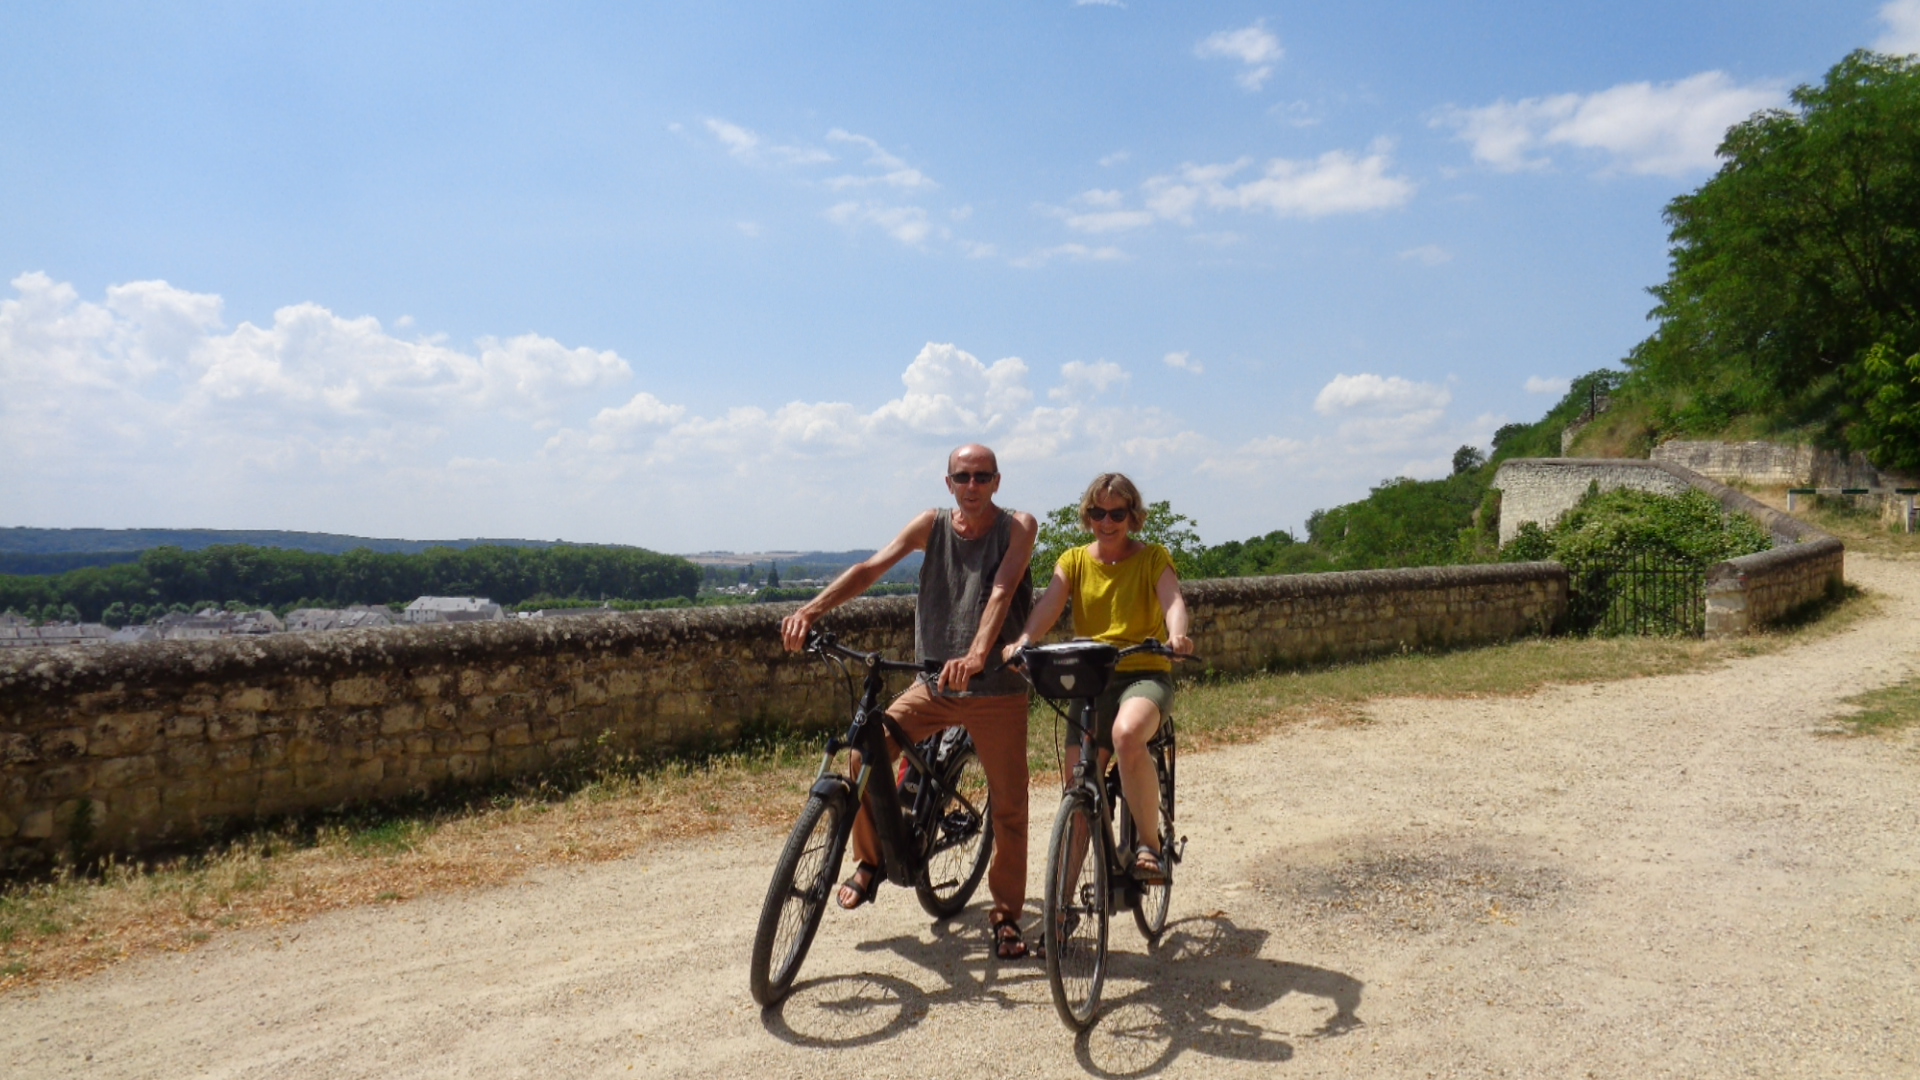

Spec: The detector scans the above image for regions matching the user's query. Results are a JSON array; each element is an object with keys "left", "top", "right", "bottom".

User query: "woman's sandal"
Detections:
[
  {"left": 836, "top": 863, "right": 884, "bottom": 910},
  {"left": 990, "top": 917, "right": 1030, "bottom": 960},
  {"left": 1131, "top": 844, "right": 1169, "bottom": 884}
]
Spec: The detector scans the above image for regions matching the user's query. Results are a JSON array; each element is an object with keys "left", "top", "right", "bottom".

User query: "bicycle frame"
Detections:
[{"left": 807, "top": 635, "right": 982, "bottom": 889}]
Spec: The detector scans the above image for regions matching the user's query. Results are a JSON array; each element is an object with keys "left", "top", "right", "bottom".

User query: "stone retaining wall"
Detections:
[
  {"left": 1650, "top": 439, "right": 1917, "bottom": 490},
  {"left": 0, "top": 563, "right": 1567, "bottom": 868},
  {"left": 1491, "top": 458, "right": 1845, "bottom": 639}
]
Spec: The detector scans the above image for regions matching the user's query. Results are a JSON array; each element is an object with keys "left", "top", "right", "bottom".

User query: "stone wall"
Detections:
[
  {"left": 1491, "top": 458, "right": 1845, "bottom": 639},
  {"left": 1650, "top": 439, "right": 1919, "bottom": 490},
  {"left": 0, "top": 563, "right": 1567, "bottom": 867}
]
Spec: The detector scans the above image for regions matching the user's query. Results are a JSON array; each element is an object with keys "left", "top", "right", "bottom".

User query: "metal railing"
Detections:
[{"left": 1563, "top": 546, "right": 1706, "bottom": 637}]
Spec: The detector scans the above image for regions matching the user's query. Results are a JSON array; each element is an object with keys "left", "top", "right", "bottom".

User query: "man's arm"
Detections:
[
  {"left": 942, "top": 510, "right": 1039, "bottom": 691},
  {"left": 780, "top": 511, "right": 936, "bottom": 652}
]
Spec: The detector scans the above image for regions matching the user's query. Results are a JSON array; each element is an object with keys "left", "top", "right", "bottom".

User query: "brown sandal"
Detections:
[
  {"left": 991, "top": 917, "right": 1029, "bottom": 960},
  {"left": 836, "top": 863, "right": 883, "bottom": 910}
]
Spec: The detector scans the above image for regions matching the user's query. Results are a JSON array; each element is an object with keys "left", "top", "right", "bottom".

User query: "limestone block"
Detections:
[
  {"left": 166, "top": 741, "right": 212, "bottom": 775},
  {"left": 353, "top": 759, "right": 385, "bottom": 784},
  {"left": 214, "top": 743, "right": 255, "bottom": 775},
  {"left": 38, "top": 728, "right": 87, "bottom": 759},
  {"left": 458, "top": 669, "right": 486, "bottom": 696},
  {"left": 460, "top": 732, "right": 492, "bottom": 753},
  {"left": 495, "top": 723, "right": 531, "bottom": 747},
  {"left": 178, "top": 693, "right": 218, "bottom": 715},
  {"left": 22, "top": 809, "right": 54, "bottom": 839},
  {"left": 206, "top": 713, "right": 261, "bottom": 743},
  {"left": 2, "top": 732, "right": 34, "bottom": 765},
  {"left": 166, "top": 715, "right": 206, "bottom": 739},
  {"left": 448, "top": 754, "right": 480, "bottom": 780},
  {"left": 90, "top": 712, "right": 162, "bottom": 757},
  {"left": 220, "top": 687, "right": 275, "bottom": 712},
  {"left": 381, "top": 704, "right": 423, "bottom": 735},
  {"left": 254, "top": 734, "right": 289, "bottom": 769},
  {"left": 286, "top": 680, "right": 328, "bottom": 709},
  {"left": 413, "top": 674, "right": 446, "bottom": 697},
  {"left": 96, "top": 755, "right": 160, "bottom": 788},
  {"left": 0, "top": 812, "right": 15, "bottom": 837},
  {"left": 331, "top": 677, "right": 389, "bottom": 707},
  {"left": 34, "top": 764, "right": 94, "bottom": 799}
]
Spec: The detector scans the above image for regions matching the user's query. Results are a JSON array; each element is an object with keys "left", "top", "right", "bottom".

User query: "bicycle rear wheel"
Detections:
[
  {"left": 915, "top": 745, "right": 994, "bottom": 918},
  {"left": 1130, "top": 736, "right": 1176, "bottom": 942},
  {"left": 1044, "top": 791, "right": 1109, "bottom": 1030},
  {"left": 749, "top": 791, "right": 849, "bottom": 1007}
]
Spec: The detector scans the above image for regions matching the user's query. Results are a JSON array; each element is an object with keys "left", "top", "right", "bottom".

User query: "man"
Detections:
[{"left": 780, "top": 444, "right": 1039, "bottom": 959}]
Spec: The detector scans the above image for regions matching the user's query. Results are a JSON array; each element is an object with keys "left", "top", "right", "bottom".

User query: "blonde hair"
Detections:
[{"left": 1079, "top": 473, "right": 1146, "bottom": 532}]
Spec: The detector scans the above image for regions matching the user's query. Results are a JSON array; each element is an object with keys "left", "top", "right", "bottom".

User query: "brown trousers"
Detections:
[{"left": 848, "top": 681, "right": 1030, "bottom": 924}]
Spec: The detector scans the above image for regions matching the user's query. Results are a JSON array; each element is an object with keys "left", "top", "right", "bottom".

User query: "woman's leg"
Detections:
[{"left": 1110, "top": 696, "right": 1163, "bottom": 849}]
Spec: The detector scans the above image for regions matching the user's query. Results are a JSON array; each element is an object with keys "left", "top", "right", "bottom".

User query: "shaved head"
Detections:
[{"left": 948, "top": 444, "right": 998, "bottom": 474}]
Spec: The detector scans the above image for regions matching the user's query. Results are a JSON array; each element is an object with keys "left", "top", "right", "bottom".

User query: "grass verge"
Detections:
[
  {"left": 1836, "top": 676, "right": 1920, "bottom": 735},
  {"left": 0, "top": 585, "right": 1877, "bottom": 994}
]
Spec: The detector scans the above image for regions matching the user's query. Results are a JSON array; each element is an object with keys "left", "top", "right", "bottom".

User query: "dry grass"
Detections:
[{"left": 0, "top": 586, "right": 1877, "bottom": 994}]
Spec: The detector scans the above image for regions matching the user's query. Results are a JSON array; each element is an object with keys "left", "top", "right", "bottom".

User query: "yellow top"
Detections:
[{"left": 1058, "top": 542, "right": 1175, "bottom": 673}]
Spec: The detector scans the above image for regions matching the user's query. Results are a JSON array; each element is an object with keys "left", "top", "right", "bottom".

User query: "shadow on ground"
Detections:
[{"left": 760, "top": 911, "right": 1361, "bottom": 1077}]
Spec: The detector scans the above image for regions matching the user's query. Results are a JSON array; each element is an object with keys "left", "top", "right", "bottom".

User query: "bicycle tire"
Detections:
[
  {"left": 749, "top": 791, "right": 849, "bottom": 1007},
  {"left": 1043, "top": 792, "right": 1109, "bottom": 1030},
  {"left": 915, "top": 746, "right": 994, "bottom": 918},
  {"left": 1131, "top": 737, "right": 1175, "bottom": 942}
]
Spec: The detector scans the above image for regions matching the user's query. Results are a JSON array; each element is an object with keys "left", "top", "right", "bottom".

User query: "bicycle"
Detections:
[
  {"left": 748, "top": 631, "right": 996, "bottom": 1008},
  {"left": 1019, "top": 638, "right": 1193, "bottom": 1030}
]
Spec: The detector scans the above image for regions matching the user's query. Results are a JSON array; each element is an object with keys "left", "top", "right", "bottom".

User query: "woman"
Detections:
[{"left": 1004, "top": 473, "right": 1192, "bottom": 881}]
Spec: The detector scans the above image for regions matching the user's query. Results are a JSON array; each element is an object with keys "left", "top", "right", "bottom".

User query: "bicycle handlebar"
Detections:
[
  {"left": 807, "top": 630, "right": 1016, "bottom": 679},
  {"left": 1116, "top": 637, "right": 1203, "bottom": 664}
]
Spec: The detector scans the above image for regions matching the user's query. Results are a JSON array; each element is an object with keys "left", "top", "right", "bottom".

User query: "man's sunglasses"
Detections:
[
  {"left": 948, "top": 471, "right": 999, "bottom": 486},
  {"left": 1085, "top": 506, "right": 1133, "bottom": 523}
]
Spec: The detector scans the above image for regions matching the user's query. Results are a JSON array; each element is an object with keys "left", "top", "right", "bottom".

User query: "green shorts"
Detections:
[{"left": 1091, "top": 672, "right": 1174, "bottom": 751}]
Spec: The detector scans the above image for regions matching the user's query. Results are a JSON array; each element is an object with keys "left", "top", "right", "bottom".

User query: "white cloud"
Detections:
[
  {"left": 1144, "top": 148, "right": 1415, "bottom": 221},
  {"left": 825, "top": 201, "right": 939, "bottom": 246},
  {"left": 736, "top": 221, "right": 762, "bottom": 238},
  {"left": 1196, "top": 22, "right": 1283, "bottom": 91},
  {"left": 1398, "top": 245, "right": 1452, "bottom": 266},
  {"left": 1049, "top": 360, "right": 1130, "bottom": 401},
  {"left": 1880, "top": 0, "right": 1920, "bottom": 53},
  {"left": 1436, "top": 71, "right": 1787, "bottom": 177},
  {"left": 4, "top": 274, "right": 1515, "bottom": 553},
  {"left": 1076, "top": 0, "right": 1126, "bottom": 7},
  {"left": 825, "top": 129, "right": 935, "bottom": 190},
  {"left": 1314, "top": 373, "right": 1451, "bottom": 416},
  {"left": 1524, "top": 375, "right": 1570, "bottom": 395},
  {"left": 705, "top": 118, "right": 759, "bottom": 158},
  {"left": 959, "top": 240, "right": 1000, "bottom": 259},
  {"left": 1011, "top": 243, "right": 1128, "bottom": 268},
  {"left": 1099, "top": 151, "right": 1131, "bottom": 167}
]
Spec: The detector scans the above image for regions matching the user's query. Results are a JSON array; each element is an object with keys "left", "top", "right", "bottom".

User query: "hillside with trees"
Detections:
[{"left": 0, "top": 543, "right": 700, "bottom": 623}]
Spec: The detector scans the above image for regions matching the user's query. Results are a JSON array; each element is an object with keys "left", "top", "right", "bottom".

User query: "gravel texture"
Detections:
[{"left": 4, "top": 555, "right": 1918, "bottom": 1079}]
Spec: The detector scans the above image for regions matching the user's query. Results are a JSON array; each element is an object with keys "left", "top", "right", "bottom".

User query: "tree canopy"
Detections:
[{"left": 1630, "top": 50, "right": 1920, "bottom": 471}]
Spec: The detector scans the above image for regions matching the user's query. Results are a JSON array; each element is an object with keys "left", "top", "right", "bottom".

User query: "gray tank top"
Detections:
[{"left": 917, "top": 507, "right": 1033, "bottom": 697}]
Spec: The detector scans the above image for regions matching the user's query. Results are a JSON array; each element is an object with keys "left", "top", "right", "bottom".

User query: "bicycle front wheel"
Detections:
[
  {"left": 1131, "top": 738, "right": 1175, "bottom": 942},
  {"left": 749, "top": 791, "right": 849, "bottom": 1007},
  {"left": 915, "top": 745, "right": 994, "bottom": 918},
  {"left": 1044, "top": 791, "right": 1109, "bottom": 1030}
]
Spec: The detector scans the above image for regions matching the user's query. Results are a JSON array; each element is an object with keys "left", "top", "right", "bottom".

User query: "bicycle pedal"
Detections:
[{"left": 1171, "top": 835, "right": 1188, "bottom": 863}]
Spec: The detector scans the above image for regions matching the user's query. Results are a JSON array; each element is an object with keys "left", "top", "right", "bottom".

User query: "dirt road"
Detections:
[{"left": 6, "top": 556, "right": 1919, "bottom": 1079}]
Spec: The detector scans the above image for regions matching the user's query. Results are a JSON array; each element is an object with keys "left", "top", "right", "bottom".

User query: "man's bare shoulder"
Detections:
[{"left": 1007, "top": 509, "right": 1039, "bottom": 534}]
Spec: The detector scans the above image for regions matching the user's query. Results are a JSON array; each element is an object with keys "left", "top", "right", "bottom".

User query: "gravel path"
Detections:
[{"left": 6, "top": 555, "right": 1919, "bottom": 1080}]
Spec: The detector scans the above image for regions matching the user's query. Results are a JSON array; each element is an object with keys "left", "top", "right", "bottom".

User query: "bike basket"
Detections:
[{"left": 1022, "top": 640, "right": 1121, "bottom": 699}]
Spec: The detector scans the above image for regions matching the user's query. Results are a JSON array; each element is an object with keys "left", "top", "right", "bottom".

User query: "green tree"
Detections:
[
  {"left": 101, "top": 601, "right": 128, "bottom": 629},
  {"left": 1630, "top": 50, "right": 1920, "bottom": 461},
  {"left": 1030, "top": 500, "right": 1205, "bottom": 586}
]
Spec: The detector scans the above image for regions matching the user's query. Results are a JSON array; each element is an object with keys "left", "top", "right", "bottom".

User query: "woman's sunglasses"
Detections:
[{"left": 1084, "top": 506, "right": 1133, "bottom": 523}]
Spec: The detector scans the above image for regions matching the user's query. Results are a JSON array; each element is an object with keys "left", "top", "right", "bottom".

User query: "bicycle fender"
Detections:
[{"left": 809, "top": 776, "right": 853, "bottom": 803}]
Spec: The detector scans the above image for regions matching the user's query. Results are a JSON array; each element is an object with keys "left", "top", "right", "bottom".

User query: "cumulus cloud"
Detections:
[
  {"left": 1525, "top": 375, "right": 1570, "bottom": 395},
  {"left": 1314, "top": 373, "right": 1451, "bottom": 416},
  {"left": 1099, "top": 151, "right": 1131, "bottom": 167},
  {"left": 1143, "top": 148, "right": 1416, "bottom": 221},
  {"left": 1880, "top": 0, "right": 1920, "bottom": 53},
  {"left": 1049, "top": 360, "right": 1130, "bottom": 401},
  {"left": 1435, "top": 72, "right": 1787, "bottom": 177},
  {"left": 3, "top": 273, "right": 1510, "bottom": 552},
  {"left": 1196, "top": 21, "right": 1283, "bottom": 91}
]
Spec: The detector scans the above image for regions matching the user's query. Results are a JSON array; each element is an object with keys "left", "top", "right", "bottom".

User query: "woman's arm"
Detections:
[
  {"left": 1002, "top": 563, "right": 1071, "bottom": 663},
  {"left": 1155, "top": 564, "right": 1193, "bottom": 655}
]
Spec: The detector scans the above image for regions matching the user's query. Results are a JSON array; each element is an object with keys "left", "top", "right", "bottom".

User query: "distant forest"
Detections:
[{"left": 0, "top": 544, "right": 700, "bottom": 622}]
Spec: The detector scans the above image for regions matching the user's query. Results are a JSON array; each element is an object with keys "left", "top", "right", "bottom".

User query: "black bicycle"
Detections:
[
  {"left": 1020, "top": 638, "right": 1192, "bottom": 1030},
  {"left": 748, "top": 632, "right": 996, "bottom": 1008}
]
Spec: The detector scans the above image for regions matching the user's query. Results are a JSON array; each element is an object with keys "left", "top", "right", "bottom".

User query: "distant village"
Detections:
[{"left": 0, "top": 595, "right": 648, "bottom": 650}]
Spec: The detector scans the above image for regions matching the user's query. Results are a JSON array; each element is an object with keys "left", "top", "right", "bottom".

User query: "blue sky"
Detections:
[{"left": 2, "top": 2, "right": 1911, "bottom": 553}]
